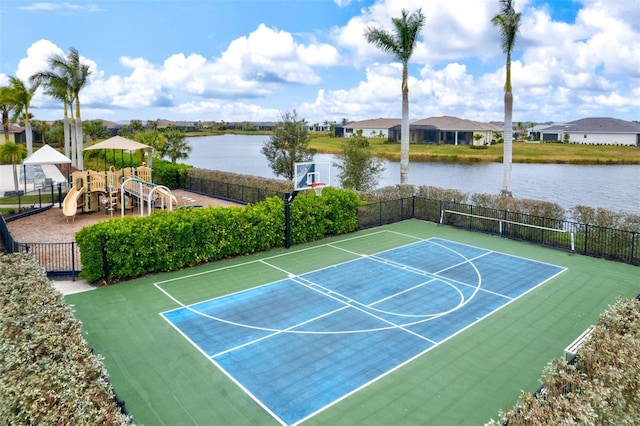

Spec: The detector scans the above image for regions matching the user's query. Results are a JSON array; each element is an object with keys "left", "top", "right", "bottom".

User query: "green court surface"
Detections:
[{"left": 66, "top": 219, "right": 639, "bottom": 425}]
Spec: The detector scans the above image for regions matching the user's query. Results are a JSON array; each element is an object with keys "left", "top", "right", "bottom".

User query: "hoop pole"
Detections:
[{"left": 284, "top": 191, "right": 298, "bottom": 249}]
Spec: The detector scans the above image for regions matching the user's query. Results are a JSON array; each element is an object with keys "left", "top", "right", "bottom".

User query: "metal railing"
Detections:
[
  {"left": 358, "top": 197, "right": 639, "bottom": 265},
  {"left": 2, "top": 182, "right": 637, "bottom": 279},
  {"left": 185, "top": 176, "right": 284, "bottom": 205}
]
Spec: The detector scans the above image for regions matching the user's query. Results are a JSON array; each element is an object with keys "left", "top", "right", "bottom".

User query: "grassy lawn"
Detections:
[{"left": 309, "top": 136, "right": 640, "bottom": 164}]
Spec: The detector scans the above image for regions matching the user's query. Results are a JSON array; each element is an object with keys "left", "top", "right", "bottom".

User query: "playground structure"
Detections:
[{"left": 62, "top": 166, "right": 177, "bottom": 220}]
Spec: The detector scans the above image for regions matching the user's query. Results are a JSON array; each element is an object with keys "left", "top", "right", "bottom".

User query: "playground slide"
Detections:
[
  {"left": 62, "top": 185, "right": 86, "bottom": 218},
  {"left": 155, "top": 186, "right": 178, "bottom": 207}
]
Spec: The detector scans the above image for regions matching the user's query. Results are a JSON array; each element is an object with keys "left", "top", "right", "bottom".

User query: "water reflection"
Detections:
[{"left": 186, "top": 135, "right": 640, "bottom": 214}]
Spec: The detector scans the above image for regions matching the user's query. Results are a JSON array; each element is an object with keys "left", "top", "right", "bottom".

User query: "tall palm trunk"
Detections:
[
  {"left": 63, "top": 104, "right": 71, "bottom": 160},
  {"left": 400, "top": 89, "right": 409, "bottom": 184},
  {"left": 25, "top": 121, "right": 33, "bottom": 156},
  {"left": 501, "top": 91, "right": 513, "bottom": 197},
  {"left": 70, "top": 117, "right": 77, "bottom": 168},
  {"left": 75, "top": 116, "right": 84, "bottom": 170},
  {"left": 11, "top": 161, "right": 19, "bottom": 192}
]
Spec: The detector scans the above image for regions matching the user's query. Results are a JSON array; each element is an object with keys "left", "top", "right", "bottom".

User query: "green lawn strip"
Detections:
[
  {"left": 67, "top": 220, "right": 639, "bottom": 425},
  {"left": 308, "top": 136, "right": 640, "bottom": 164}
]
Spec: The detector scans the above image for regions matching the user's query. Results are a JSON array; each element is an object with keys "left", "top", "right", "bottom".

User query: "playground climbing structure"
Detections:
[{"left": 62, "top": 166, "right": 176, "bottom": 219}]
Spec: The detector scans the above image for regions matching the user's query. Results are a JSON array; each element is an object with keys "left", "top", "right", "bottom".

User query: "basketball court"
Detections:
[
  {"left": 158, "top": 232, "right": 564, "bottom": 425},
  {"left": 64, "top": 175, "right": 640, "bottom": 425}
]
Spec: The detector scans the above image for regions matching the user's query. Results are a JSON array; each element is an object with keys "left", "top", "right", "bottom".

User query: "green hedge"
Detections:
[
  {"left": 77, "top": 187, "right": 359, "bottom": 283},
  {"left": 0, "top": 253, "right": 132, "bottom": 425}
]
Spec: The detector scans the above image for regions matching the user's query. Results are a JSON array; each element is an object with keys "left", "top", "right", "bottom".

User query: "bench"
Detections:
[{"left": 564, "top": 325, "right": 595, "bottom": 362}]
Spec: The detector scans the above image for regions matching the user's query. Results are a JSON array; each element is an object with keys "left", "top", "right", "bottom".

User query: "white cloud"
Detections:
[
  {"left": 19, "top": 2, "right": 104, "bottom": 12},
  {"left": 9, "top": 0, "right": 640, "bottom": 123}
]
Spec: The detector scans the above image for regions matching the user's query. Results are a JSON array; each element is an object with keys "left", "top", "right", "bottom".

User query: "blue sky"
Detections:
[{"left": 1, "top": 0, "right": 638, "bottom": 124}]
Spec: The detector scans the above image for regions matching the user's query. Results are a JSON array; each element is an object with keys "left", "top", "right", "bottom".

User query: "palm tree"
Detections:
[
  {"left": 0, "top": 141, "right": 27, "bottom": 191},
  {"left": 0, "top": 85, "right": 16, "bottom": 143},
  {"left": 365, "top": 8, "right": 425, "bottom": 184},
  {"left": 492, "top": 0, "right": 521, "bottom": 197},
  {"left": 32, "top": 120, "right": 50, "bottom": 145},
  {"left": 159, "top": 130, "right": 192, "bottom": 163},
  {"left": 8, "top": 77, "right": 39, "bottom": 156},
  {"left": 31, "top": 64, "right": 74, "bottom": 162},
  {"left": 44, "top": 47, "right": 91, "bottom": 170}
]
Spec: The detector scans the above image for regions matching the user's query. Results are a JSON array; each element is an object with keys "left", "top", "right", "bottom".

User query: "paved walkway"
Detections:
[{"left": 51, "top": 278, "right": 95, "bottom": 295}]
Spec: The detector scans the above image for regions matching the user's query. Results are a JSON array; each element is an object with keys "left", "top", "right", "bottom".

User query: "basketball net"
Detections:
[{"left": 311, "top": 182, "right": 326, "bottom": 196}]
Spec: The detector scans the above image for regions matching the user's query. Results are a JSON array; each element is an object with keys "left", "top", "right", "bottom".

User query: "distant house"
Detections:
[
  {"left": 342, "top": 118, "right": 401, "bottom": 138},
  {"left": 97, "top": 119, "right": 122, "bottom": 136},
  {"left": 1, "top": 125, "right": 22, "bottom": 143},
  {"left": 539, "top": 118, "right": 640, "bottom": 146},
  {"left": 389, "top": 116, "right": 501, "bottom": 146}
]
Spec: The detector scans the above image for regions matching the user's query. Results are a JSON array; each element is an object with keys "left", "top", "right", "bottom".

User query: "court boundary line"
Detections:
[
  {"left": 155, "top": 231, "right": 567, "bottom": 426},
  {"left": 158, "top": 235, "right": 491, "bottom": 334}
]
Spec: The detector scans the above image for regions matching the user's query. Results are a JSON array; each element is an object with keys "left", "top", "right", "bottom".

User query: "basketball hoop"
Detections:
[{"left": 311, "top": 182, "right": 326, "bottom": 196}]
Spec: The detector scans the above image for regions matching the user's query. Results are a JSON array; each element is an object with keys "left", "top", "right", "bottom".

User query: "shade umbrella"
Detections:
[
  {"left": 84, "top": 135, "right": 153, "bottom": 170},
  {"left": 22, "top": 144, "right": 72, "bottom": 193}
]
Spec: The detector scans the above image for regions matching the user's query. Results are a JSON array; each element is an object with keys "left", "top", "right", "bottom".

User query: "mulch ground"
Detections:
[{"left": 7, "top": 190, "right": 241, "bottom": 244}]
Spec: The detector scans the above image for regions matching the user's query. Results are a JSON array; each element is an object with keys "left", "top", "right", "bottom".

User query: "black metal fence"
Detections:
[
  {"left": 185, "top": 176, "right": 285, "bottom": 205},
  {"left": 0, "top": 212, "right": 81, "bottom": 280},
  {"left": 1, "top": 183, "right": 67, "bottom": 219},
  {"left": 358, "top": 197, "right": 639, "bottom": 266},
  {"left": 1, "top": 182, "right": 638, "bottom": 279}
]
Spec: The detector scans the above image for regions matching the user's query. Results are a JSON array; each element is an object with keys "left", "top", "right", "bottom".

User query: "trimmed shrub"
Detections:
[
  {"left": 0, "top": 253, "right": 132, "bottom": 425},
  {"left": 152, "top": 160, "right": 192, "bottom": 188},
  {"left": 76, "top": 189, "right": 359, "bottom": 283}
]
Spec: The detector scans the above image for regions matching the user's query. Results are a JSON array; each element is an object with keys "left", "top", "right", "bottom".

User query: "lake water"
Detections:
[{"left": 186, "top": 134, "right": 640, "bottom": 215}]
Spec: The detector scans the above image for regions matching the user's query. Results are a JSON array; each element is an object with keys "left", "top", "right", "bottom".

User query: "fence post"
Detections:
[
  {"left": 411, "top": 195, "right": 415, "bottom": 219},
  {"left": 71, "top": 242, "right": 76, "bottom": 282},
  {"left": 583, "top": 224, "right": 589, "bottom": 255}
]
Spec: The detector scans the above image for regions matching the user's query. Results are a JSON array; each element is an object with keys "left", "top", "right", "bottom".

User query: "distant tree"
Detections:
[
  {"left": 492, "top": 0, "right": 521, "bottom": 196},
  {"left": 335, "top": 136, "right": 385, "bottom": 191},
  {"left": 82, "top": 120, "right": 109, "bottom": 141},
  {"left": 146, "top": 119, "right": 159, "bottom": 132},
  {"left": 0, "top": 141, "right": 27, "bottom": 191},
  {"left": 0, "top": 85, "right": 16, "bottom": 142},
  {"left": 132, "top": 130, "right": 161, "bottom": 164},
  {"left": 117, "top": 125, "right": 132, "bottom": 136},
  {"left": 31, "top": 120, "right": 50, "bottom": 144},
  {"left": 129, "top": 119, "right": 144, "bottom": 134},
  {"left": 158, "top": 130, "right": 191, "bottom": 163},
  {"left": 46, "top": 121, "right": 65, "bottom": 145},
  {"left": 365, "top": 8, "right": 425, "bottom": 184},
  {"left": 261, "top": 110, "right": 315, "bottom": 180},
  {"left": 8, "top": 76, "right": 39, "bottom": 155}
]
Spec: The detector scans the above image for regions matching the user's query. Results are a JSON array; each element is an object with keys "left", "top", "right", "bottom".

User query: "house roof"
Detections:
[
  {"left": 562, "top": 117, "right": 640, "bottom": 133},
  {"left": 411, "top": 116, "right": 500, "bottom": 131},
  {"left": 344, "top": 118, "right": 401, "bottom": 129}
]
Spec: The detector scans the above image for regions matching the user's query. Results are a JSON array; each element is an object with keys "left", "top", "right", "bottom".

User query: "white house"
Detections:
[
  {"left": 342, "top": 118, "right": 401, "bottom": 138},
  {"left": 540, "top": 118, "right": 640, "bottom": 146}
]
